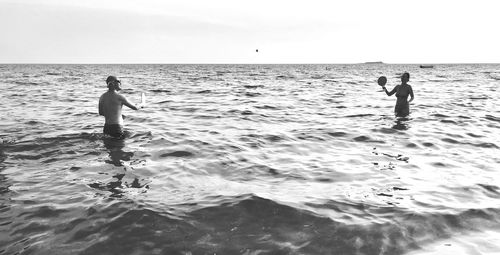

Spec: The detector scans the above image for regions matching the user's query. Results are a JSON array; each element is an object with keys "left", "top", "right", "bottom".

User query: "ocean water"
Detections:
[{"left": 1, "top": 64, "right": 500, "bottom": 255}]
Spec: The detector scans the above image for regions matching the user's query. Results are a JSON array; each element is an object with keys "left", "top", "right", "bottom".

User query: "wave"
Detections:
[
  {"left": 244, "top": 85, "right": 264, "bottom": 89},
  {"left": 150, "top": 89, "right": 171, "bottom": 93},
  {"left": 5, "top": 194, "right": 495, "bottom": 255},
  {"left": 440, "top": 137, "right": 498, "bottom": 148},
  {"left": 276, "top": 75, "right": 295, "bottom": 79},
  {"left": 485, "top": 115, "right": 500, "bottom": 123},
  {"left": 244, "top": 92, "right": 261, "bottom": 97},
  {"left": 195, "top": 89, "right": 211, "bottom": 94},
  {"left": 158, "top": 150, "right": 195, "bottom": 158},
  {"left": 14, "top": 81, "right": 40, "bottom": 86},
  {"left": 345, "top": 114, "right": 375, "bottom": 118},
  {"left": 352, "top": 135, "right": 385, "bottom": 143}
]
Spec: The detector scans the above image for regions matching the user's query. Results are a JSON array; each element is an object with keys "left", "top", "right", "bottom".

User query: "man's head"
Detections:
[{"left": 106, "top": 76, "right": 122, "bottom": 91}]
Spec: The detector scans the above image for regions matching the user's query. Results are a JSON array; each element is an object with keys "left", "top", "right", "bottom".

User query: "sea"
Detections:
[{"left": 1, "top": 64, "right": 499, "bottom": 255}]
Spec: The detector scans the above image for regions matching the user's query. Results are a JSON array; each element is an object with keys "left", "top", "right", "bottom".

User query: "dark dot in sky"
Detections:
[{"left": 256, "top": 49, "right": 259, "bottom": 53}]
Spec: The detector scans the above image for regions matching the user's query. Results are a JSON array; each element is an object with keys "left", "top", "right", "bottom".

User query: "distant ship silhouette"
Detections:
[{"left": 420, "top": 65, "right": 434, "bottom": 68}]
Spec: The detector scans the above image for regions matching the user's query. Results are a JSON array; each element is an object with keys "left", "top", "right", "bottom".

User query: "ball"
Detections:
[{"left": 377, "top": 76, "right": 387, "bottom": 86}]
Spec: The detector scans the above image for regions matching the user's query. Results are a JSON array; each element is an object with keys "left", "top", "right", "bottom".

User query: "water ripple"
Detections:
[{"left": 1, "top": 64, "right": 500, "bottom": 254}]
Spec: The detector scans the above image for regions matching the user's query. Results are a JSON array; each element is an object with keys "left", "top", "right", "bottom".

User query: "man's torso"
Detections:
[{"left": 100, "top": 92, "right": 124, "bottom": 125}]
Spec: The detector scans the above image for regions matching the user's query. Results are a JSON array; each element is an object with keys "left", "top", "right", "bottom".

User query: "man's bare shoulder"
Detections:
[
  {"left": 101, "top": 91, "right": 122, "bottom": 100},
  {"left": 100, "top": 91, "right": 111, "bottom": 98},
  {"left": 117, "top": 93, "right": 129, "bottom": 102},
  {"left": 99, "top": 93, "right": 106, "bottom": 104}
]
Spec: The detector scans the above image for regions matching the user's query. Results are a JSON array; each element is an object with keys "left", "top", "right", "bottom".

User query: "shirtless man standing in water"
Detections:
[{"left": 99, "top": 76, "right": 139, "bottom": 138}]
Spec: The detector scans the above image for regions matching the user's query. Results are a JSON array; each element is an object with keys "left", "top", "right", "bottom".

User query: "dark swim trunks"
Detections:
[{"left": 103, "top": 124, "right": 124, "bottom": 138}]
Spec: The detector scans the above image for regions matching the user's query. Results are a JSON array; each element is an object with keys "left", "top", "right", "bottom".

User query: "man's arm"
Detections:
[
  {"left": 120, "top": 95, "right": 139, "bottom": 110},
  {"left": 98, "top": 96, "right": 104, "bottom": 116}
]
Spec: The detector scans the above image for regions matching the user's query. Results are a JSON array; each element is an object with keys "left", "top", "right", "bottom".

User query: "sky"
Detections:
[{"left": 1, "top": 0, "right": 499, "bottom": 64}]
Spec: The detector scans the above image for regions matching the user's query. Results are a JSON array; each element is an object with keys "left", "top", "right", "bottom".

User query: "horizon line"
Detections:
[{"left": 1, "top": 62, "right": 500, "bottom": 65}]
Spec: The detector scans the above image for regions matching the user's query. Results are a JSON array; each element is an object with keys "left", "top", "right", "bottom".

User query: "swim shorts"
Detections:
[{"left": 103, "top": 124, "right": 124, "bottom": 138}]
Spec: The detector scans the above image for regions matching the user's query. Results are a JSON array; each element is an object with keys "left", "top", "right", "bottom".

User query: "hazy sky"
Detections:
[{"left": 1, "top": 0, "right": 499, "bottom": 63}]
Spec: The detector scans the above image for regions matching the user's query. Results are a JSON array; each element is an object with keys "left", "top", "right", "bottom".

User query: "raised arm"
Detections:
[
  {"left": 383, "top": 85, "right": 398, "bottom": 96},
  {"left": 120, "top": 95, "right": 139, "bottom": 110}
]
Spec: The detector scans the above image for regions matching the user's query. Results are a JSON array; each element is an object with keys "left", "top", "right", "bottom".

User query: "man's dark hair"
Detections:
[
  {"left": 106, "top": 76, "right": 119, "bottom": 89},
  {"left": 106, "top": 76, "right": 117, "bottom": 84}
]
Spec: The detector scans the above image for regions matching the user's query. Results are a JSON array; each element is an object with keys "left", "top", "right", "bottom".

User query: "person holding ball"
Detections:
[{"left": 379, "top": 72, "right": 414, "bottom": 117}]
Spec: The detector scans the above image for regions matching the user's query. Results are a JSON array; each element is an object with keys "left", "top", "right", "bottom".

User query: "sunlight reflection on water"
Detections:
[{"left": 1, "top": 64, "right": 500, "bottom": 254}]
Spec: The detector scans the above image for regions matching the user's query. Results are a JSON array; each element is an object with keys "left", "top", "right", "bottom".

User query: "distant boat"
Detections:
[
  {"left": 364, "top": 61, "right": 384, "bottom": 64},
  {"left": 420, "top": 65, "right": 434, "bottom": 68}
]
